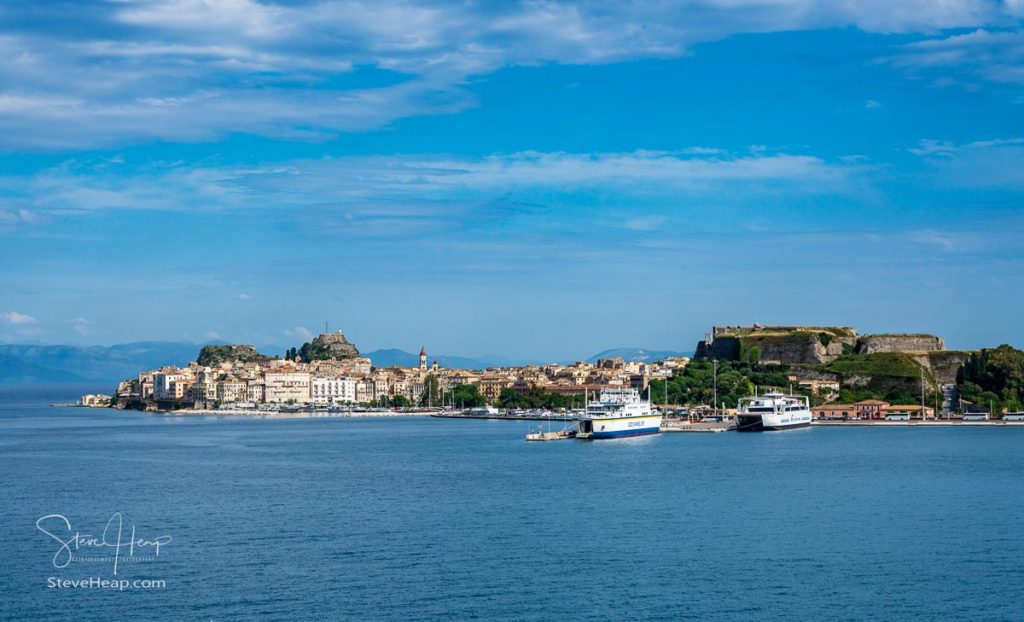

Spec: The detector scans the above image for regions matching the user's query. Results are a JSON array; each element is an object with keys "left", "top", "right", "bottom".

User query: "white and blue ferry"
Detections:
[{"left": 577, "top": 388, "right": 662, "bottom": 439}]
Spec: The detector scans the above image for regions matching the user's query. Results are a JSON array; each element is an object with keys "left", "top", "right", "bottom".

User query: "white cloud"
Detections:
[
  {"left": 887, "top": 28, "right": 1024, "bottom": 85},
  {"left": 0, "top": 1, "right": 1017, "bottom": 149},
  {"left": 911, "top": 137, "right": 1024, "bottom": 188},
  {"left": 0, "top": 149, "right": 865, "bottom": 234},
  {"left": 237, "top": 293, "right": 251, "bottom": 300},
  {"left": 205, "top": 330, "right": 221, "bottom": 339},
  {"left": 624, "top": 216, "right": 668, "bottom": 231},
  {"left": 2, "top": 311, "right": 37, "bottom": 325},
  {"left": 284, "top": 326, "right": 314, "bottom": 341},
  {"left": 909, "top": 138, "right": 959, "bottom": 156},
  {"left": 911, "top": 228, "right": 962, "bottom": 251},
  {"left": 68, "top": 317, "right": 95, "bottom": 336}
]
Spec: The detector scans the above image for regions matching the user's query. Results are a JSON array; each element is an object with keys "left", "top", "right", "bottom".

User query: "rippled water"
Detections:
[{"left": 3, "top": 385, "right": 1024, "bottom": 621}]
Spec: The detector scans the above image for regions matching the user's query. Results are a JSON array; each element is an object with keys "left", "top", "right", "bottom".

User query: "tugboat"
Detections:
[
  {"left": 736, "top": 390, "right": 812, "bottom": 431},
  {"left": 576, "top": 388, "right": 662, "bottom": 439}
]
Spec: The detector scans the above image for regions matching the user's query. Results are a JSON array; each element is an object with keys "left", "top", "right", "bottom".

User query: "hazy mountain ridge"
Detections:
[
  {"left": 586, "top": 348, "right": 691, "bottom": 363},
  {"left": 364, "top": 349, "right": 515, "bottom": 370},
  {"left": 0, "top": 342, "right": 692, "bottom": 384},
  {"left": 0, "top": 342, "right": 208, "bottom": 384}
]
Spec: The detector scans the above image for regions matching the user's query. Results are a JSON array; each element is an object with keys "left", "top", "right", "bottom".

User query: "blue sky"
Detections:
[{"left": 1, "top": 0, "right": 1024, "bottom": 359}]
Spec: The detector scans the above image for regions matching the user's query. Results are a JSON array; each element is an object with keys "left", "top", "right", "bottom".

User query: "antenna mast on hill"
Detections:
[{"left": 325, "top": 320, "right": 329, "bottom": 334}]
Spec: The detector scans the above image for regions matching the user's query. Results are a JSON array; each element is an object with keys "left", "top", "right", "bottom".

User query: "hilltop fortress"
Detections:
[{"left": 694, "top": 324, "right": 967, "bottom": 385}]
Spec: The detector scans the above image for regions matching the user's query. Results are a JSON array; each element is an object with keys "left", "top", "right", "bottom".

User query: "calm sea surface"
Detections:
[{"left": 3, "top": 385, "right": 1024, "bottom": 621}]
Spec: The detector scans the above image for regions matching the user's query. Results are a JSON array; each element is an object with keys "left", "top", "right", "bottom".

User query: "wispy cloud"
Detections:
[
  {"left": 0, "top": 1, "right": 1018, "bottom": 149},
  {"left": 910, "top": 137, "right": 1024, "bottom": 188},
  {"left": 69, "top": 317, "right": 95, "bottom": 336},
  {"left": 911, "top": 228, "right": 964, "bottom": 252},
  {"left": 886, "top": 28, "right": 1024, "bottom": 86},
  {"left": 284, "top": 326, "right": 314, "bottom": 341},
  {"left": 2, "top": 311, "right": 37, "bottom": 325},
  {"left": 624, "top": 216, "right": 668, "bottom": 231},
  {"left": 0, "top": 149, "right": 867, "bottom": 237}
]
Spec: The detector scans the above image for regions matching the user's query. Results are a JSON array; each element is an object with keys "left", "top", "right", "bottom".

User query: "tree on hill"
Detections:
[
  {"left": 651, "top": 360, "right": 792, "bottom": 409},
  {"left": 296, "top": 332, "right": 361, "bottom": 362},
  {"left": 957, "top": 345, "right": 1024, "bottom": 414},
  {"left": 197, "top": 345, "right": 266, "bottom": 367},
  {"left": 496, "top": 387, "right": 585, "bottom": 409},
  {"left": 449, "top": 384, "right": 486, "bottom": 408},
  {"left": 419, "top": 374, "right": 441, "bottom": 407},
  {"left": 379, "top": 394, "right": 410, "bottom": 408}
]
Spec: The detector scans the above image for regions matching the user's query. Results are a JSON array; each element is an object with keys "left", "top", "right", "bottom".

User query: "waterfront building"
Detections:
[
  {"left": 312, "top": 376, "right": 356, "bottom": 404},
  {"left": 264, "top": 371, "right": 312, "bottom": 403},
  {"left": 137, "top": 371, "right": 155, "bottom": 398},
  {"left": 811, "top": 404, "right": 856, "bottom": 419},
  {"left": 882, "top": 405, "right": 935, "bottom": 420},
  {"left": 246, "top": 381, "right": 265, "bottom": 403},
  {"left": 854, "top": 400, "right": 890, "bottom": 419},
  {"left": 168, "top": 379, "right": 192, "bottom": 401},
  {"left": 478, "top": 373, "right": 514, "bottom": 401},
  {"left": 79, "top": 394, "right": 111, "bottom": 407},
  {"left": 153, "top": 370, "right": 188, "bottom": 400},
  {"left": 355, "top": 378, "right": 377, "bottom": 404},
  {"left": 217, "top": 378, "right": 248, "bottom": 404},
  {"left": 192, "top": 369, "right": 219, "bottom": 405},
  {"left": 369, "top": 376, "right": 389, "bottom": 401}
]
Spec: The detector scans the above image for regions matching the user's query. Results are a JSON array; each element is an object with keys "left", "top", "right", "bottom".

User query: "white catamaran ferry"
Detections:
[
  {"left": 577, "top": 388, "right": 662, "bottom": 439},
  {"left": 736, "top": 390, "right": 812, "bottom": 432}
]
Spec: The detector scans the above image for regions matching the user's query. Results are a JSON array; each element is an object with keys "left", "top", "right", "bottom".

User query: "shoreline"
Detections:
[
  {"left": 57, "top": 403, "right": 1024, "bottom": 427},
  {"left": 811, "top": 420, "right": 1024, "bottom": 427},
  {"left": 160, "top": 408, "right": 437, "bottom": 418}
]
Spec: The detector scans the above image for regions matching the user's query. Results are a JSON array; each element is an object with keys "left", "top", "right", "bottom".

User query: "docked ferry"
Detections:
[
  {"left": 577, "top": 388, "right": 662, "bottom": 439},
  {"left": 736, "top": 390, "right": 812, "bottom": 432}
]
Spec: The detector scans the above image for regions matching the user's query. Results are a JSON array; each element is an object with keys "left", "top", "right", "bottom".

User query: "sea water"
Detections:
[{"left": 3, "top": 385, "right": 1023, "bottom": 621}]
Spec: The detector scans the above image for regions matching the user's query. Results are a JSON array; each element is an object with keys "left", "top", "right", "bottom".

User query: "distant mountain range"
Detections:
[
  {"left": 0, "top": 342, "right": 692, "bottom": 385},
  {"left": 0, "top": 342, "right": 207, "bottom": 385},
  {"left": 585, "top": 348, "right": 691, "bottom": 363},
  {"left": 362, "top": 349, "right": 507, "bottom": 370},
  {"left": 365, "top": 347, "right": 690, "bottom": 368}
]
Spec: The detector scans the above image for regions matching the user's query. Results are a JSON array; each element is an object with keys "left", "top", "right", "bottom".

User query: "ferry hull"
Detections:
[
  {"left": 736, "top": 414, "right": 812, "bottom": 432},
  {"left": 590, "top": 426, "right": 661, "bottom": 439},
  {"left": 580, "top": 415, "right": 662, "bottom": 440}
]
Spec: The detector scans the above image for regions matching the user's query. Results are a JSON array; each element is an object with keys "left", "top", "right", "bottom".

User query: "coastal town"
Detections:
[
  {"left": 78, "top": 324, "right": 1024, "bottom": 425},
  {"left": 91, "top": 330, "right": 686, "bottom": 413}
]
